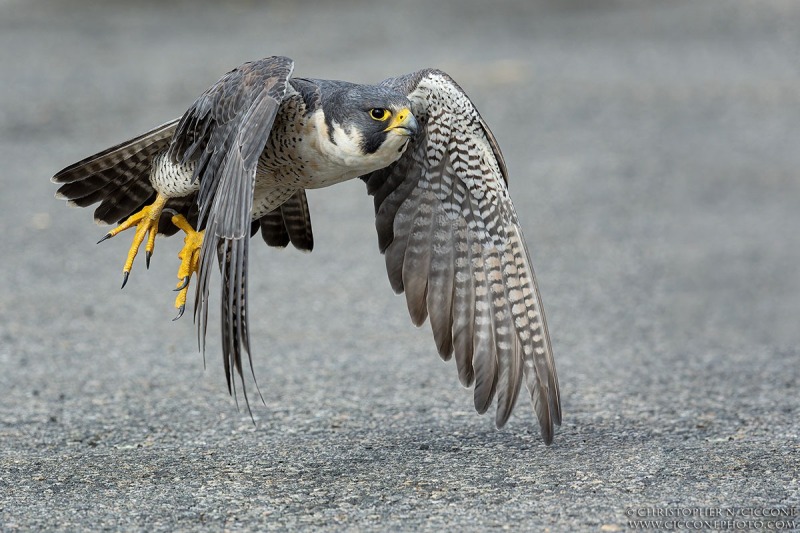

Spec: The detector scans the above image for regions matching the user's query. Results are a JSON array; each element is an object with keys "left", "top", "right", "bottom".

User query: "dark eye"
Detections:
[{"left": 370, "top": 108, "right": 391, "bottom": 121}]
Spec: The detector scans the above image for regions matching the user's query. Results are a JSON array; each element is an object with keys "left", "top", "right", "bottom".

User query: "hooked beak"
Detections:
[{"left": 384, "top": 107, "right": 419, "bottom": 139}]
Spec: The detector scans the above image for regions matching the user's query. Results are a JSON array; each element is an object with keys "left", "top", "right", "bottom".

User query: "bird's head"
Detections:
[{"left": 318, "top": 82, "right": 419, "bottom": 173}]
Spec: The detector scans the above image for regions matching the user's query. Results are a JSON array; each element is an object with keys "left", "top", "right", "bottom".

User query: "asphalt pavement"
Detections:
[{"left": 1, "top": 0, "right": 798, "bottom": 531}]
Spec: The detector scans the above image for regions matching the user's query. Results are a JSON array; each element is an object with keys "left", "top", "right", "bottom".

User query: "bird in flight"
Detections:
[{"left": 52, "top": 56, "right": 561, "bottom": 443}]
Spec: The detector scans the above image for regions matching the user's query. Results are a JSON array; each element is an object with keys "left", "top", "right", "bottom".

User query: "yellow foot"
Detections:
[
  {"left": 98, "top": 193, "right": 168, "bottom": 288},
  {"left": 170, "top": 213, "right": 204, "bottom": 321}
]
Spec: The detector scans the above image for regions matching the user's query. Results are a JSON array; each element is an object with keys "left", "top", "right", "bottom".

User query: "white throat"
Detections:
[{"left": 303, "top": 112, "right": 410, "bottom": 188}]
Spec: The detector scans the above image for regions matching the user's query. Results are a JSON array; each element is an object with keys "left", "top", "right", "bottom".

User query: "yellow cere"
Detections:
[{"left": 383, "top": 107, "right": 411, "bottom": 132}]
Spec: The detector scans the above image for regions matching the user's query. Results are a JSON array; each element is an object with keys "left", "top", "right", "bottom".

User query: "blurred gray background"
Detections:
[{"left": 1, "top": 0, "right": 798, "bottom": 530}]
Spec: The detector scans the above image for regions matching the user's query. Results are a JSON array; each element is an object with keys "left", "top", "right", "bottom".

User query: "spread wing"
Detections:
[
  {"left": 361, "top": 70, "right": 561, "bottom": 443},
  {"left": 52, "top": 119, "right": 194, "bottom": 236},
  {"left": 167, "top": 56, "right": 295, "bottom": 405}
]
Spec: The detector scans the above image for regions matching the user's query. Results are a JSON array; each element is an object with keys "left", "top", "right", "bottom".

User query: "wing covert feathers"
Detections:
[{"left": 362, "top": 69, "right": 561, "bottom": 443}]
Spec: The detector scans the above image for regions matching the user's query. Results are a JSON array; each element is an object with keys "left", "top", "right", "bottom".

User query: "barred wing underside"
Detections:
[{"left": 362, "top": 70, "right": 561, "bottom": 443}]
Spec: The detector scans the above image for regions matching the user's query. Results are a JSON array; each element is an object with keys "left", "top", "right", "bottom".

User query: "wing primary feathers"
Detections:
[
  {"left": 495, "top": 333, "right": 524, "bottom": 428},
  {"left": 194, "top": 220, "right": 215, "bottom": 355},
  {"left": 383, "top": 193, "right": 414, "bottom": 294},
  {"left": 53, "top": 119, "right": 179, "bottom": 184},
  {"left": 470, "top": 242, "right": 498, "bottom": 415},
  {"left": 514, "top": 225, "right": 562, "bottom": 431},
  {"left": 401, "top": 190, "right": 435, "bottom": 327},
  {"left": 362, "top": 68, "right": 560, "bottom": 442},
  {"left": 57, "top": 173, "right": 125, "bottom": 202},
  {"left": 65, "top": 174, "right": 139, "bottom": 209},
  {"left": 507, "top": 223, "right": 557, "bottom": 442},
  {"left": 92, "top": 175, "right": 157, "bottom": 225},
  {"left": 450, "top": 218, "right": 476, "bottom": 387},
  {"left": 172, "top": 56, "right": 293, "bottom": 415},
  {"left": 222, "top": 241, "right": 239, "bottom": 401},
  {"left": 492, "top": 234, "right": 524, "bottom": 428},
  {"left": 426, "top": 208, "right": 455, "bottom": 360},
  {"left": 216, "top": 238, "right": 262, "bottom": 416},
  {"left": 53, "top": 119, "right": 179, "bottom": 226},
  {"left": 372, "top": 166, "right": 420, "bottom": 253}
]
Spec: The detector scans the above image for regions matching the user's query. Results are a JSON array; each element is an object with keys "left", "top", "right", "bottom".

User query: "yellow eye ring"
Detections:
[{"left": 369, "top": 108, "right": 391, "bottom": 121}]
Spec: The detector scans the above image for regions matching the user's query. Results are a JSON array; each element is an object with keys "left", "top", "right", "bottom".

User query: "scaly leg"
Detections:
[
  {"left": 98, "top": 193, "right": 168, "bottom": 288},
  {"left": 170, "top": 213, "right": 204, "bottom": 321}
]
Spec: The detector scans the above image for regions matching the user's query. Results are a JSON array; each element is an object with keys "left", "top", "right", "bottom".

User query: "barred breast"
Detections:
[{"left": 149, "top": 150, "right": 199, "bottom": 198}]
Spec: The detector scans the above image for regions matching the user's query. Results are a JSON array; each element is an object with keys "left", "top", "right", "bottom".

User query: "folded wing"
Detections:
[{"left": 167, "top": 56, "right": 295, "bottom": 405}]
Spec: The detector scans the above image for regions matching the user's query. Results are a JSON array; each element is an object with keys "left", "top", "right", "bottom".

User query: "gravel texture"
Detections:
[{"left": 1, "top": 0, "right": 798, "bottom": 530}]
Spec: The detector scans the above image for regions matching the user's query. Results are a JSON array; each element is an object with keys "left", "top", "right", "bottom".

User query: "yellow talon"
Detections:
[
  {"left": 171, "top": 214, "right": 204, "bottom": 320},
  {"left": 100, "top": 193, "right": 168, "bottom": 288}
]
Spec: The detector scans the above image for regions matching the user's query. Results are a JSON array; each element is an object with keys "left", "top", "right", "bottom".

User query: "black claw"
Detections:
[
  {"left": 97, "top": 233, "right": 112, "bottom": 244},
  {"left": 146, "top": 251, "right": 152, "bottom": 269},
  {"left": 173, "top": 305, "right": 185, "bottom": 321},
  {"left": 120, "top": 271, "right": 129, "bottom": 289},
  {"left": 174, "top": 276, "right": 190, "bottom": 291}
]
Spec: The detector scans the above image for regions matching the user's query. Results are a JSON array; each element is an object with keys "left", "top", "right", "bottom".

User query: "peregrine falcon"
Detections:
[{"left": 53, "top": 56, "right": 561, "bottom": 444}]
